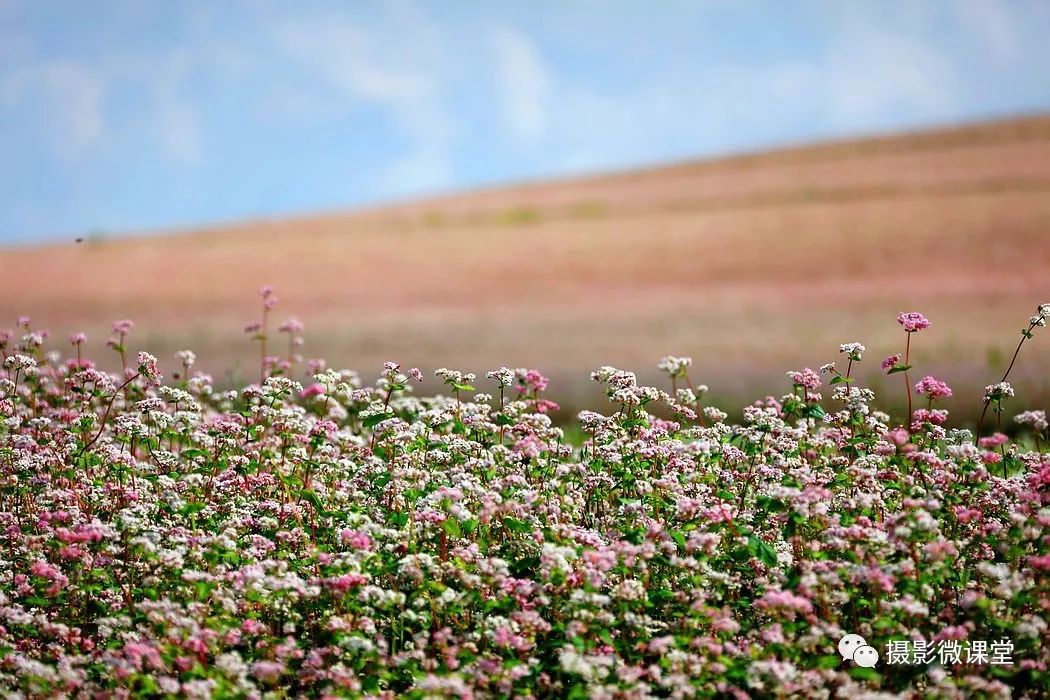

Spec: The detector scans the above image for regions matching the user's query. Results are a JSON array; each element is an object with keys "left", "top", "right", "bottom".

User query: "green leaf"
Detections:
[
  {"left": 363, "top": 413, "right": 389, "bottom": 429},
  {"left": 815, "top": 654, "right": 841, "bottom": 669},
  {"left": 301, "top": 490, "right": 324, "bottom": 512},
  {"left": 647, "top": 588, "right": 675, "bottom": 606},
  {"left": 670, "top": 530, "right": 686, "bottom": 549},
  {"left": 849, "top": 667, "right": 880, "bottom": 682},
  {"left": 803, "top": 403, "right": 826, "bottom": 419},
  {"left": 441, "top": 518, "right": 462, "bottom": 538},
  {"left": 452, "top": 383, "right": 475, "bottom": 392},
  {"left": 137, "top": 676, "right": 159, "bottom": 694},
  {"left": 756, "top": 496, "right": 784, "bottom": 512},
  {"left": 180, "top": 502, "right": 206, "bottom": 517},
  {"left": 568, "top": 683, "right": 590, "bottom": 699},
  {"left": 887, "top": 365, "right": 912, "bottom": 375},
  {"left": 502, "top": 517, "right": 531, "bottom": 533},
  {"left": 747, "top": 534, "right": 778, "bottom": 568}
]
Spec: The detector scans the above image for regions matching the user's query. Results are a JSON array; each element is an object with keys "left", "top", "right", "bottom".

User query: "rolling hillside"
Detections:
[{"left": 3, "top": 114, "right": 1050, "bottom": 420}]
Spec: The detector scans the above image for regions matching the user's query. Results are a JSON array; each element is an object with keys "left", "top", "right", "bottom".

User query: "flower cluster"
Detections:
[
  {"left": 914, "top": 375, "right": 953, "bottom": 401},
  {"left": 0, "top": 299, "right": 1047, "bottom": 698},
  {"left": 897, "top": 311, "right": 931, "bottom": 333}
]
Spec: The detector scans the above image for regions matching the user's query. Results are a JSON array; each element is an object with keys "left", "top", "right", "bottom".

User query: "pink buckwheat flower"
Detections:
[
  {"left": 897, "top": 312, "right": 930, "bottom": 332},
  {"left": 339, "top": 529, "right": 373, "bottom": 550},
  {"left": 252, "top": 660, "right": 286, "bottom": 683},
  {"left": 756, "top": 589, "right": 813, "bottom": 618},
  {"left": 884, "top": 426, "right": 910, "bottom": 446},
  {"left": 534, "top": 398, "right": 560, "bottom": 414},
  {"left": 517, "top": 368, "right": 551, "bottom": 394},
  {"left": 914, "top": 375, "right": 953, "bottom": 400},
  {"left": 979, "top": 433, "right": 1008, "bottom": 449},
  {"left": 787, "top": 368, "right": 821, "bottom": 390},
  {"left": 882, "top": 353, "right": 901, "bottom": 371},
  {"left": 260, "top": 285, "right": 278, "bottom": 309},
  {"left": 278, "top": 317, "right": 303, "bottom": 334},
  {"left": 137, "top": 352, "right": 163, "bottom": 386}
]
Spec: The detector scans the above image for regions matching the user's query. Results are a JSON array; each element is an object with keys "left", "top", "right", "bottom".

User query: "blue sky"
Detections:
[{"left": 1, "top": 0, "right": 1049, "bottom": 244}]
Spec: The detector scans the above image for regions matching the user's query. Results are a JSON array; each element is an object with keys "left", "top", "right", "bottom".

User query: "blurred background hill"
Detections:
[{"left": 2, "top": 114, "right": 1049, "bottom": 422}]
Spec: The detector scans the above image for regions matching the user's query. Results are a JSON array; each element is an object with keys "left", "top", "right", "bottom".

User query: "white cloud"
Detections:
[
  {"left": 0, "top": 45, "right": 207, "bottom": 167},
  {"left": 489, "top": 24, "right": 552, "bottom": 142},
  {"left": 956, "top": 0, "right": 1020, "bottom": 62},
  {"left": 825, "top": 30, "right": 958, "bottom": 129},
  {"left": 153, "top": 99, "right": 202, "bottom": 165},
  {"left": 267, "top": 7, "right": 457, "bottom": 194},
  {"left": 380, "top": 144, "right": 455, "bottom": 196},
  {"left": 273, "top": 18, "right": 431, "bottom": 104},
  {"left": 0, "top": 60, "right": 105, "bottom": 159},
  {"left": 148, "top": 51, "right": 203, "bottom": 165}
]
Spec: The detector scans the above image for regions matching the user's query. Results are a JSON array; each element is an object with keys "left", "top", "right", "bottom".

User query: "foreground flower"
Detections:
[
  {"left": 1015, "top": 409, "right": 1048, "bottom": 432},
  {"left": 978, "top": 303, "right": 1050, "bottom": 441},
  {"left": 984, "top": 381, "right": 1015, "bottom": 402},
  {"left": 897, "top": 311, "right": 931, "bottom": 332},
  {"left": 838, "top": 342, "right": 864, "bottom": 361},
  {"left": 137, "top": 351, "right": 162, "bottom": 386},
  {"left": 914, "top": 375, "right": 953, "bottom": 401},
  {"left": 896, "top": 312, "right": 930, "bottom": 427},
  {"left": 657, "top": 355, "right": 693, "bottom": 378}
]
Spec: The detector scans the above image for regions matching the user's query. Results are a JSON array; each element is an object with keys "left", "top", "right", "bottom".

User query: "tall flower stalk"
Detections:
[
  {"left": 893, "top": 312, "right": 930, "bottom": 427},
  {"left": 976, "top": 303, "right": 1050, "bottom": 441},
  {"left": 245, "top": 286, "right": 279, "bottom": 385}
]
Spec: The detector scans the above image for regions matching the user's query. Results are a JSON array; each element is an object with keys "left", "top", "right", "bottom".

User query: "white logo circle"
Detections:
[
  {"left": 854, "top": 645, "right": 879, "bottom": 668},
  {"left": 838, "top": 633, "right": 867, "bottom": 661}
]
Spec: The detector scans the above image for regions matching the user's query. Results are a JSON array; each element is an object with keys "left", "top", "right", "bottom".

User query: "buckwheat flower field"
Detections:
[{"left": 1, "top": 290, "right": 1048, "bottom": 699}]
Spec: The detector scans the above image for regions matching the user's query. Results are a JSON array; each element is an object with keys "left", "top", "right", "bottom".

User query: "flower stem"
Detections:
[
  {"left": 977, "top": 320, "right": 1037, "bottom": 439},
  {"left": 904, "top": 332, "right": 913, "bottom": 427},
  {"left": 77, "top": 372, "right": 141, "bottom": 458}
]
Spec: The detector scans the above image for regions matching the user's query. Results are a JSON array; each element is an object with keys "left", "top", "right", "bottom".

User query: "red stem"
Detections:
[
  {"left": 904, "top": 332, "right": 913, "bottom": 428},
  {"left": 77, "top": 372, "right": 141, "bottom": 457}
]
